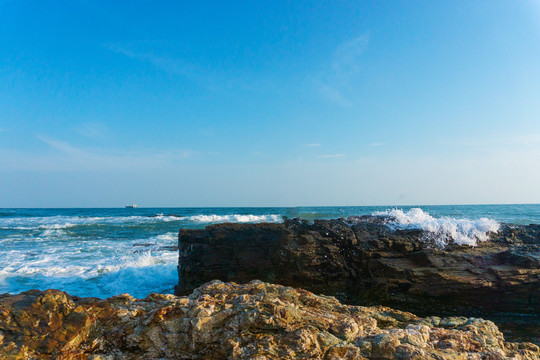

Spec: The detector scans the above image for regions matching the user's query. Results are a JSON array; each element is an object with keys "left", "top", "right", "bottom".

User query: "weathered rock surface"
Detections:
[
  {"left": 176, "top": 218, "right": 540, "bottom": 343},
  {"left": 1, "top": 281, "right": 539, "bottom": 359}
]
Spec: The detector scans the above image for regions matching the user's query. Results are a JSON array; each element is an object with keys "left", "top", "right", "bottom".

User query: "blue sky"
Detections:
[{"left": 1, "top": 1, "right": 540, "bottom": 207}]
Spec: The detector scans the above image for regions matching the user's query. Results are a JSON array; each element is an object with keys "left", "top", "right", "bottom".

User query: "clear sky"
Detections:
[{"left": 1, "top": 1, "right": 540, "bottom": 207}]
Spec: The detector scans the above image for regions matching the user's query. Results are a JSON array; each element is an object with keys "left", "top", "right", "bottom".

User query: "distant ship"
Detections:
[{"left": 125, "top": 204, "right": 138, "bottom": 208}]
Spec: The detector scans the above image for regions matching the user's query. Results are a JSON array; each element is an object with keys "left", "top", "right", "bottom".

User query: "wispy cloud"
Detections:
[
  {"left": 105, "top": 42, "right": 289, "bottom": 95},
  {"left": 318, "top": 84, "right": 352, "bottom": 107},
  {"left": 37, "top": 135, "right": 85, "bottom": 154},
  {"left": 75, "top": 122, "right": 109, "bottom": 139},
  {"left": 305, "top": 143, "right": 321, "bottom": 147},
  {"left": 315, "top": 34, "right": 370, "bottom": 106},
  {"left": 107, "top": 44, "right": 190, "bottom": 75},
  {"left": 0, "top": 135, "right": 193, "bottom": 171},
  {"left": 332, "top": 35, "right": 370, "bottom": 77},
  {"left": 106, "top": 44, "right": 217, "bottom": 90},
  {"left": 318, "top": 154, "right": 346, "bottom": 159},
  {"left": 369, "top": 142, "right": 385, "bottom": 147}
]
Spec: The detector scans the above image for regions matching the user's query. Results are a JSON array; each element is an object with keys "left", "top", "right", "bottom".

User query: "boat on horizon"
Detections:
[{"left": 125, "top": 204, "right": 138, "bottom": 208}]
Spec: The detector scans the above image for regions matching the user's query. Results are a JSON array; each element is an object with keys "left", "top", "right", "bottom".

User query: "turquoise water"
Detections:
[{"left": 0, "top": 204, "right": 539, "bottom": 298}]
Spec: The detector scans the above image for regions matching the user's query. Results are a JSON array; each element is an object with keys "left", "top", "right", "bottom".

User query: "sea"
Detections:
[{"left": 1, "top": 204, "right": 539, "bottom": 299}]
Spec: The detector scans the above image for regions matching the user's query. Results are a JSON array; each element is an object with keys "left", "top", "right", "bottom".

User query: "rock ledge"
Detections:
[
  {"left": 1, "top": 281, "right": 539, "bottom": 359},
  {"left": 176, "top": 218, "right": 540, "bottom": 344}
]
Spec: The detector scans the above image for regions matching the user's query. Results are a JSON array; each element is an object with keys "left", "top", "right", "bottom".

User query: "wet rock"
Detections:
[
  {"left": 176, "top": 218, "right": 540, "bottom": 343},
  {"left": 0, "top": 281, "right": 538, "bottom": 359}
]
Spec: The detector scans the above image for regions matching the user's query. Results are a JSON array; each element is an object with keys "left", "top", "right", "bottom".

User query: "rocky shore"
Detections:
[
  {"left": 176, "top": 217, "right": 540, "bottom": 344},
  {"left": 2, "top": 216, "right": 539, "bottom": 358},
  {"left": 1, "top": 281, "right": 539, "bottom": 359}
]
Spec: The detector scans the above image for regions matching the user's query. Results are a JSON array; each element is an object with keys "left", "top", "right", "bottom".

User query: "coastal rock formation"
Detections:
[
  {"left": 1, "top": 281, "right": 539, "bottom": 359},
  {"left": 176, "top": 218, "right": 540, "bottom": 342}
]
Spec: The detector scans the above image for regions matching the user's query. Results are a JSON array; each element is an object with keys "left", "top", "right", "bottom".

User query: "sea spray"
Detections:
[
  {"left": 373, "top": 208, "right": 500, "bottom": 246},
  {"left": 1, "top": 206, "right": 535, "bottom": 298},
  {"left": 0, "top": 212, "right": 283, "bottom": 298}
]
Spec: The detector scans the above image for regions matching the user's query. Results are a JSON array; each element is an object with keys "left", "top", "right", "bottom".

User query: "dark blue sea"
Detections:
[{"left": 1, "top": 205, "right": 539, "bottom": 298}]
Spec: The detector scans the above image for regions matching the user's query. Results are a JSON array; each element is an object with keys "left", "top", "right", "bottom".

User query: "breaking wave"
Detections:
[
  {"left": 0, "top": 231, "right": 179, "bottom": 298},
  {"left": 0, "top": 213, "right": 283, "bottom": 230},
  {"left": 0, "top": 215, "right": 184, "bottom": 230},
  {"left": 373, "top": 208, "right": 500, "bottom": 246}
]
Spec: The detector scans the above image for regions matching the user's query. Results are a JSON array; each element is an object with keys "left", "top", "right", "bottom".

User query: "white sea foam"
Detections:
[
  {"left": 40, "top": 229, "right": 67, "bottom": 237},
  {"left": 151, "top": 232, "right": 177, "bottom": 242},
  {"left": 373, "top": 208, "right": 500, "bottom": 246},
  {"left": 0, "top": 215, "right": 182, "bottom": 230},
  {"left": 0, "top": 213, "right": 280, "bottom": 230},
  {"left": 184, "top": 214, "right": 282, "bottom": 223},
  {"left": 0, "top": 230, "right": 179, "bottom": 298}
]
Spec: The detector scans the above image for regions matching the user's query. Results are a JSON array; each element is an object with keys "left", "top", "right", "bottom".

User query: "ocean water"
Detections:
[{"left": 1, "top": 204, "right": 539, "bottom": 299}]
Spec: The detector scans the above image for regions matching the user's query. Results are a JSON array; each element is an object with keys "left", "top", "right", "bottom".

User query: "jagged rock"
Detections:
[
  {"left": 176, "top": 218, "right": 540, "bottom": 343},
  {"left": 1, "top": 281, "right": 538, "bottom": 359}
]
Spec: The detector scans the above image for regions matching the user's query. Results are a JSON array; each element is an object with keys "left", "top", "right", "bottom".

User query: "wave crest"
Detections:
[
  {"left": 373, "top": 208, "right": 500, "bottom": 246},
  {"left": 0, "top": 215, "right": 182, "bottom": 230}
]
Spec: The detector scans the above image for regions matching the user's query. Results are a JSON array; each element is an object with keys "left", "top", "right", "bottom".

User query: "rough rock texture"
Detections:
[
  {"left": 1, "top": 281, "right": 539, "bottom": 359},
  {"left": 176, "top": 218, "right": 540, "bottom": 343}
]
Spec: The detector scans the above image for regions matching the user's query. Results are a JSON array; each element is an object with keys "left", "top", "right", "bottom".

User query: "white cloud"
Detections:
[
  {"left": 318, "top": 154, "right": 345, "bottom": 159},
  {"left": 305, "top": 143, "right": 321, "bottom": 147},
  {"left": 369, "top": 142, "right": 385, "bottom": 147}
]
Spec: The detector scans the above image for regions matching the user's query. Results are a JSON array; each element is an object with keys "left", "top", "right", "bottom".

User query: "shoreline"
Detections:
[
  {"left": 2, "top": 208, "right": 540, "bottom": 357},
  {"left": 1, "top": 281, "right": 539, "bottom": 359}
]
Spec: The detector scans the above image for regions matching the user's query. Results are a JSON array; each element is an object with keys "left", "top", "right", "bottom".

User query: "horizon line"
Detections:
[{"left": 2, "top": 202, "right": 539, "bottom": 209}]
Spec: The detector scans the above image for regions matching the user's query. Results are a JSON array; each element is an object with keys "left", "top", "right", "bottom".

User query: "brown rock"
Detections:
[{"left": 0, "top": 281, "right": 539, "bottom": 359}]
